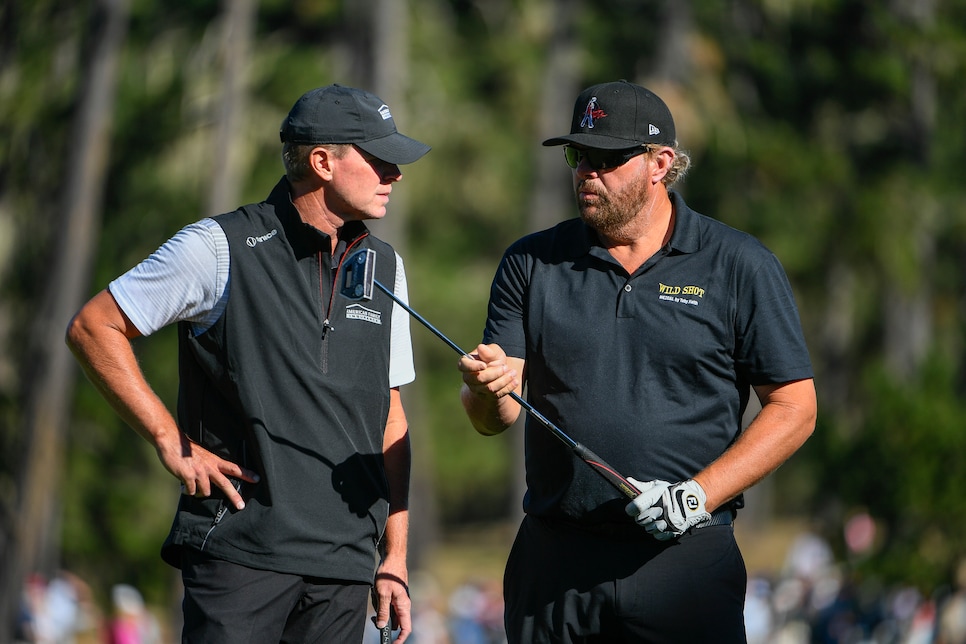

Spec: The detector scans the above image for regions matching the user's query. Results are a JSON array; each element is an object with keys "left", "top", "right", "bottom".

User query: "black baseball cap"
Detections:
[
  {"left": 280, "top": 84, "right": 431, "bottom": 165},
  {"left": 543, "top": 80, "right": 676, "bottom": 149}
]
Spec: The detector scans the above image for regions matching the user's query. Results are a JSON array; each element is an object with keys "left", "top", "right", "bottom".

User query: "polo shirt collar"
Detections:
[
  {"left": 665, "top": 190, "right": 701, "bottom": 255},
  {"left": 560, "top": 219, "right": 601, "bottom": 259}
]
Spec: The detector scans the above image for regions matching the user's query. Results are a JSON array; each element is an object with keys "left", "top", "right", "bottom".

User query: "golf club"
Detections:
[{"left": 340, "top": 248, "right": 642, "bottom": 501}]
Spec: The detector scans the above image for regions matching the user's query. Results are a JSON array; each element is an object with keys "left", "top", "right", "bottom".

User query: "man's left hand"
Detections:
[
  {"left": 373, "top": 558, "right": 411, "bottom": 642},
  {"left": 626, "top": 479, "right": 711, "bottom": 540}
]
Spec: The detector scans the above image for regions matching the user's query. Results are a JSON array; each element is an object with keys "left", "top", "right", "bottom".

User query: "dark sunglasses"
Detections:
[{"left": 564, "top": 145, "right": 652, "bottom": 170}]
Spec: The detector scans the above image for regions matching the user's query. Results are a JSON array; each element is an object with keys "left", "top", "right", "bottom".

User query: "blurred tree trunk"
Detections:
[
  {"left": 338, "top": 0, "right": 413, "bottom": 251},
  {"left": 369, "top": 0, "right": 446, "bottom": 573},
  {"left": 820, "top": 262, "right": 857, "bottom": 415},
  {"left": 206, "top": 0, "right": 256, "bottom": 216},
  {"left": 370, "top": 0, "right": 410, "bottom": 249},
  {"left": 652, "top": 0, "right": 692, "bottom": 84},
  {"left": 882, "top": 0, "right": 936, "bottom": 381},
  {"left": 0, "top": 0, "right": 129, "bottom": 634},
  {"left": 336, "top": 0, "right": 442, "bottom": 570},
  {"left": 162, "top": 2, "right": 260, "bottom": 634},
  {"left": 524, "top": 0, "right": 583, "bottom": 521},
  {"left": 530, "top": 0, "right": 582, "bottom": 234}
]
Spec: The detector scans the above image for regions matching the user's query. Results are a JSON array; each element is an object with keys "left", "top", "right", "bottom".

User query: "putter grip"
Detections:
[
  {"left": 571, "top": 443, "right": 641, "bottom": 500},
  {"left": 379, "top": 624, "right": 391, "bottom": 643}
]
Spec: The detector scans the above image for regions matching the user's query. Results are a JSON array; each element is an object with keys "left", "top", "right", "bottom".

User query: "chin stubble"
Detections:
[{"left": 576, "top": 172, "right": 649, "bottom": 237}]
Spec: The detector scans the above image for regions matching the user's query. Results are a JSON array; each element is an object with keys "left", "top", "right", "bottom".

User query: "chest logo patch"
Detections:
[
  {"left": 246, "top": 228, "right": 278, "bottom": 247},
  {"left": 658, "top": 282, "right": 705, "bottom": 306},
  {"left": 345, "top": 303, "right": 382, "bottom": 325}
]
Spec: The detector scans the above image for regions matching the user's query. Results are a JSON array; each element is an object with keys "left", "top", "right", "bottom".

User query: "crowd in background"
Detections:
[
  {"left": 17, "top": 528, "right": 966, "bottom": 644},
  {"left": 16, "top": 573, "right": 161, "bottom": 644},
  {"left": 742, "top": 531, "right": 966, "bottom": 644},
  {"left": 382, "top": 529, "right": 966, "bottom": 644}
]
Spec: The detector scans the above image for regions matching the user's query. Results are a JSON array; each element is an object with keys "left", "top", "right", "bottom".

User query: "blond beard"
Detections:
[{"left": 576, "top": 170, "right": 650, "bottom": 239}]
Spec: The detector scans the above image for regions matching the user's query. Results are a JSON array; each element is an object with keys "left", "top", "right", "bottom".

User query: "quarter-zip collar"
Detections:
[{"left": 267, "top": 177, "right": 373, "bottom": 259}]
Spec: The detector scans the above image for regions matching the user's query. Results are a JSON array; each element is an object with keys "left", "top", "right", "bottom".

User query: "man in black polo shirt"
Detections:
[{"left": 459, "top": 80, "right": 817, "bottom": 642}]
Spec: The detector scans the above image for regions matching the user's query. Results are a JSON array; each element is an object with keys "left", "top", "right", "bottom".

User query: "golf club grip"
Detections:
[
  {"left": 571, "top": 443, "right": 641, "bottom": 500},
  {"left": 379, "top": 624, "right": 391, "bottom": 643}
]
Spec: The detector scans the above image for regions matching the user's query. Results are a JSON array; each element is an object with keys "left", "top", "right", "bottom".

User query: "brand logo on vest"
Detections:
[
  {"left": 345, "top": 303, "right": 382, "bottom": 325},
  {"left": 246, "top": 229, "right": 278, "bottom": 247}
]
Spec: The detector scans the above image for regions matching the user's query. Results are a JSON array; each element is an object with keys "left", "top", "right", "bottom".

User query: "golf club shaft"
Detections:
[{"left": 372, "top": 279, "right": 641, "bottom": 500}]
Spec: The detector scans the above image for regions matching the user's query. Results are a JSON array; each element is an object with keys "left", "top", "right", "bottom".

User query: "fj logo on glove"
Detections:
[{"left": 674, "top": 489, "right": 700, "bottom": 514}]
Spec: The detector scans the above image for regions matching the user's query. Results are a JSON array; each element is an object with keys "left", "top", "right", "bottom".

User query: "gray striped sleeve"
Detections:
[{"left": 109, "top": 218, "right": 229, "bottom": 337}]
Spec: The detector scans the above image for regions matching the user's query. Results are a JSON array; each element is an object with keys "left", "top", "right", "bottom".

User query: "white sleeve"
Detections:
[
  {"left": 389, "top": 252, "right": 416, "bottom": 388},
  {"left": 108, "top": 218, "right": 230, "bottom": 336}
]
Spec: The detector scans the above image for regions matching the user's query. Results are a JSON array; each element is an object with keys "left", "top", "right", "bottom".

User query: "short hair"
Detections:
[{"left": 281, "top": 143, "right": 351, "bottom": 182}]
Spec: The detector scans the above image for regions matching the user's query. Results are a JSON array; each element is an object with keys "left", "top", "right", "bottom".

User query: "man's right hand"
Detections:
[
  {"left": 159, "top": 432, "right": 260, "bottom": 510},
  {"left": 625, "top": 477, "right": 672, "bottom": 531},
  {"left": 458, "top": 343, "right": 520, "bottom": 400},
  {"left": 66, "top": 290, "right": 258, "bottom": 512},
  {"left": 458, "top": 344, "right": 524, "bottom": 436}
]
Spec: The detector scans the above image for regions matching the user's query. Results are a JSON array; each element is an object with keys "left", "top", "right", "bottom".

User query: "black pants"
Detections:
[
  {"left": 180, "top": 548, "right": 370, "bottom": 643},
  {"left": 504, "top": 515, "right": 748, "bottom": 644}
]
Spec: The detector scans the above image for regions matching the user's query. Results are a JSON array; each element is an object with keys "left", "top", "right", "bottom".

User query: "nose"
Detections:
[
  {"left": 380, "top": 161, "right": 402, "bottom": 182},
  {"left": 575, "top": 157, "right": 600, "bottom": 178}
]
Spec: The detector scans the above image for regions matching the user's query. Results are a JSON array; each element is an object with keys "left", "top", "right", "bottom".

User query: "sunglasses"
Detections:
[{"left": 564, "top": 145, "right": 652, "bottom": 170}]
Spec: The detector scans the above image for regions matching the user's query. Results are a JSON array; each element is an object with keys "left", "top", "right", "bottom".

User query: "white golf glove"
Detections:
[
  {"left": 625, "top": 477, "right": 671, "bottom": 529},
  {"left": 625, "top": 478, "right": 711, "bottom": 540}
]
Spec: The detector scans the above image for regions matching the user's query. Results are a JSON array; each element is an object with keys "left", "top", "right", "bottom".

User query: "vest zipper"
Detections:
[
  {"left": 319, "top": 234, "right": 369, "bottom": 373},
  {"left": 200, "top": 476, "right": 244, "bottom": 551},
  {"left": 199, "top": 440, "right": 248, "bottom": 551}
]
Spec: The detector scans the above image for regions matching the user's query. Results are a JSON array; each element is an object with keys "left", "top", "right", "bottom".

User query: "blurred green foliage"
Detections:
[{"left": 2, "top": 0, "right": 966, "bottom": 608}]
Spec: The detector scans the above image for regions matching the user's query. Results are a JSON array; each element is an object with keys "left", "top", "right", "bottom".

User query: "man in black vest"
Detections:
[{"left": 67, "top": 84, "right": 429, "bottom": 643}]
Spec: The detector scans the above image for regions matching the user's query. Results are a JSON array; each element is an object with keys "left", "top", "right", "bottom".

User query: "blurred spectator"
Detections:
[
  {"left": 17, "top": 571, "right": 99, "bottom": 644},
  {"left": 106, "top": 584, "right": 161, "bottom": 644},
  {"left": 938, "top": 559, "right": 966, "bottom": 644},
  {"left": 745, "top": 576, "right": 775, "bottom": 644},
  {"left": 409, "top": 572, "right": 451, "bottom": 644},
  {"left": 447, "top": 579, "right": 505, "bottom": 644},
  {"left": 448, "top": 581, "right": 489, "bottom": 644},
  {"left": 18, "top": 528, "right": 966, "bottom": 644},
  {"left": 784, "top": 531, "right": 834, "bottom": 585},
  {"left": 474, "top": 579, "right": 505, "bottom": 643}
]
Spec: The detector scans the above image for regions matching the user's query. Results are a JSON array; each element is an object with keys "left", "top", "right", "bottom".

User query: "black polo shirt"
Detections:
[{"left": 483, "top": 190, "right": 813, "bottom": 524}]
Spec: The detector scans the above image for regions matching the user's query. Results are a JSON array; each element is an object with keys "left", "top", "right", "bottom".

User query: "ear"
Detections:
[
  {"left": 310, "top": 146, "right": 335, "bottom": 181},
  {"left": 650, "top": 147, "right": 674, "bottom": 186}
]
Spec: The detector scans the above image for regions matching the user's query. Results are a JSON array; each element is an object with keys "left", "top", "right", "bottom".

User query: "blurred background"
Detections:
[{"left": 2, "top": 0, "right": 966, "bottom": 642}]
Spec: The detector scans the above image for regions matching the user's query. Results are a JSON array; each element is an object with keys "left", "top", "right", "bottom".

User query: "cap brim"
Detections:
[
  {"left": 356, "top": 133, "right": 431, "bottom": 165},
  {"left": 542, "top": 133, "right": 646, "bottom": 149}
]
